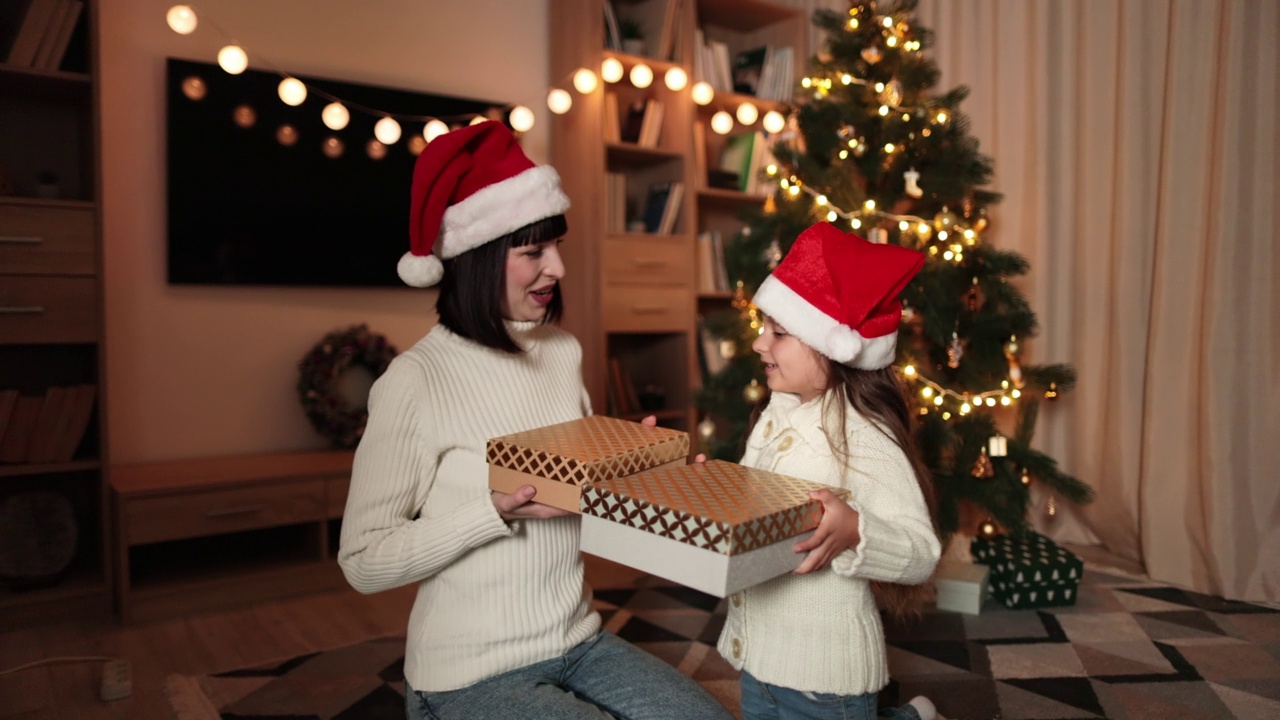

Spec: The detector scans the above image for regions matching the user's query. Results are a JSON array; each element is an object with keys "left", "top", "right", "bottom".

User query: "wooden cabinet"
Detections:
[
  {"left": 0, "top": 0, "right": 106, "bottom": 630},
  {"left": 110, "top": 450, "right": 355, "bottom": 623},
  {"left": 551, "top": 0, "right": 805, "bottom": 448}
]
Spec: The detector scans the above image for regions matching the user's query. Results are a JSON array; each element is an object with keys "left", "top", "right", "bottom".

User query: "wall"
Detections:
[{"left": 100, "top": 0, "right": 551, "bottom": 463}]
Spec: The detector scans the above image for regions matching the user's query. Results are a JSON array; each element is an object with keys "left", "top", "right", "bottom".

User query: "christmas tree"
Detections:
[{"left": 696, "top": 0, "right": 1093, "bottom": 538}]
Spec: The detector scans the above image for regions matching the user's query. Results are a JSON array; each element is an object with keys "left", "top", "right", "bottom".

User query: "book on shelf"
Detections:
[
  {"left": 39, "top": 0, "right": 82, "bottom": 71},
  {"left": 49, "top": 384, "right": 95, "bottom": 463},
  {"left": 696, "top": 231, "right": 730, "bottom": 293},
  {"left": 717, "top": 131, "right": 771, "bottom": 195},
  {"left": 0, "top": 394, "right": 42, "bottom": 463},
  {"left": 692, "top": 121, "right": 708, "bottom": 189},
  {"left": 603, "top": 0, "right": 621, "bottom": 51},
  {"left": 619, "top": 99, "right": 647, "bottom": 144},
  {"left": 642, "top": 181, "right": 683, "bottom": 234},
  {"left": 603, "top": 91, "right": 622, "bottom": 143},
  {"left": 5, "top": 0, "right": 61, "bottom": 66},
  {"left": 605, "top": 173, "right": 627, "bottom": 234},
  {"left": 732, "top": 46, "right": 768, "bottom": 96},
  {"left": 731, "top": 45, "right": 795, "bottom": 102},
  {"left": 637, "top": 98, "right": 664, "bottom": 148}
]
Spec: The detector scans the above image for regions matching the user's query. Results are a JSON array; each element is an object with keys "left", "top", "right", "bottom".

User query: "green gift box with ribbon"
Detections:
[{"left": 971, "top": 531, "right": 1083, "bottom": 609}]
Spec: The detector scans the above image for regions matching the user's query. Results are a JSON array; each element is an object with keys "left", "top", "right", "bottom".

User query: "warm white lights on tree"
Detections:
[
  {"left": 321, "top": 102, "right": 349, "bottom": 131},
  {"left": 601, "top": 57, "right": 624, "bottom": 83},
  {"left": 547, "top": 89, "right": 572, "bottom": 114},
  {"left": 691, "top": 81, "right": 714, "bottom": 106},
  {"left": 762, "top": 110, "right": 785, "bottom": 133},
  {"left": 423, "top": 119, "right": 449, "bottom": 142},
  {"left": 736, "top": 102, "right": 759, "bottom": 126},
  {"left": 629, "top": 63, "right": 653, "bottom": 88},
  {"left": 277, "top": 77, "right": 307, "bottom": 106},
  {"left": 573, "top": 68, "right": 598, "bottom": 94},
  {"left": 217, "top": 45, "right": 248, "bottom": 74},
  {"left": 710, "top": 110, "right": 734, "bottom": 135},
  {"left": 509, "top": 105, "right": 535, "bottom": 132},
  {"left": 166, "top": 5, "right": 198, "bottom": 34},
  {"left": 374, "top": 117, "right": 402, "bottom": 144},
  {"left": 469, "top": 115, "right": 487, "bottom": 125},
  {"left": 664, "top": 67, "right": 688, "bottom": 91}
]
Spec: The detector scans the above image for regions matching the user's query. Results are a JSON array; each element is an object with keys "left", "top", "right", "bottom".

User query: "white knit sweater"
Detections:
[
  {"left": 717, "top": 390, "right": 941, "bottom": 695},
  {"left": 338, "top": 321, "right": 600, "bottom": 692}
]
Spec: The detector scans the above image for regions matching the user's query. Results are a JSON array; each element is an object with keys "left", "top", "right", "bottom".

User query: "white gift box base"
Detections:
[
  {"left": 934, "top": 559, "right": 990, "bottom": 614},
  {"left": 581, "top": 513, "right": 814, "bottom": 597}
]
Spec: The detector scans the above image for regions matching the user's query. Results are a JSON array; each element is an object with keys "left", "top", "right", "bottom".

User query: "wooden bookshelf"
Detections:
[{"left": 553, "top": 0, "right": 807, "bottom": 446}]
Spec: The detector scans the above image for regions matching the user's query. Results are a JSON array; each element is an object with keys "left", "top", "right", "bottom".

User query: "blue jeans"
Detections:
[
  {"left": 405, "top": 630, "right": 732, "bottom": 720},
  {"left": 740, "top": 671, "right": 922, "bottom": 720}
]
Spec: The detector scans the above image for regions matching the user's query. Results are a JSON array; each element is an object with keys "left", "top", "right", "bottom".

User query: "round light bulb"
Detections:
[
  {"left": 408, "top": 136, "right": 427, "bottom": 155},
  {"left": 180, "top": 76, "right": 206, "bottom": 101},
  {"left": 735, "top": 102, "right": 758, "bottom": 126},
  {"left": 322, "top": 136, "right": 344, "bottom": 158},
  {"left": 217, "top": 45, "right": 248, "bottom": 75},
  {"left": 276, "top": 124, "right": 297, "bottom": 146},
  {"left": 166, "top": 5, "right": 197, "bottom": 34},
  {"left": 547, "top": 88, "right": 572, "bottom": 114},
  {"left": 509, "top": 105, "right": 535, "bottom": 133},
  {"left": 629, "top": 63, "right": 653, "bottom": 88},
  {"left": 710, "top": 110, "right": 734, "bottom": 135},
  {"left": 691, "top": 81, "right": 714, "bottom": 105},
  {"left": 573, "top": 68, "right": 598, "bottom": 94},
  {"left": 374, "top": 117, "right": 402, "bottom": 144},
  {"left": 601, "top": 58, "right": 624, "bottom": 83},
  {"left": 664, "top": 67, "right": 688, "bottom": 91},
  {"left": 366, "top": 139, "right": 387, "bottom": 160},
  {"left": 423, "top": 119, "right": 449, "bottom": 143},
  {"left": 321, "top": 102, "right": 349, "bottom": 131},
  {"left": 762, "top": 110, "right": 785, "bottom": 133},
  {"left": 469, "top": 115, "right": 488, "bottom": 125},
  {"left": 277, "top": 78, "right": 307, "bottom": 106},
  {"left": 232, "top": 105, "right": 256, "bottom": 128}
]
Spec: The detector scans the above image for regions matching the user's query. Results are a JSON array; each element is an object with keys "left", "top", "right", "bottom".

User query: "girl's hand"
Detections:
[
  {"left": 491, "top": 486, "right": 574, "bottom": 520},
  {"left": 641, "top": 415, "right": 707, "bottom": 463},
  {"left": 793, "top": 489, "right": 861, "bottom": 574}
]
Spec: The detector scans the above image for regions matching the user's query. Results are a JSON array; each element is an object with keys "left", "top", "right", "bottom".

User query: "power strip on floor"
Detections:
[{"left": 100, "top": 659, "right": 132, "bottom": 701}]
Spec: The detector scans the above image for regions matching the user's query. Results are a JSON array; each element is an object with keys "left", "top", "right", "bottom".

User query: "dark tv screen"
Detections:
[{"left": 166, "top": 57, "right": 504, "bottom": 287}]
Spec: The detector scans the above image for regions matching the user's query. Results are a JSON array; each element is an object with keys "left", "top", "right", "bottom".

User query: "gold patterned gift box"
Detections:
[
  {"left": 487, "top": 416, "right": 690, "bottom": 513},
  {"left": 580, "top": 459, "right": 850, "bottom": 597}
]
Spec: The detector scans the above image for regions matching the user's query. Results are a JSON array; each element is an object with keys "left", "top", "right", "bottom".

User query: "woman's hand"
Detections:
[
  {"left": 491, "top": 485, "right": 574, "bottom": 520},
  {"left": 641, "top": 415, "right": 707, "bottom": 463},
  {"left": 793, "top": 489, "right": 861, "bottom": 574}
]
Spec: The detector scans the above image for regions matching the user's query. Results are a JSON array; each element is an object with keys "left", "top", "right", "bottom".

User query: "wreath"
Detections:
[{"left": 297, "top": 324, "right": 398, "bottom": 448}]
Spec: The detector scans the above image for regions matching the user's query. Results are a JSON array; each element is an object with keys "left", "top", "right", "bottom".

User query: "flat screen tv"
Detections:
[{"left": 166, "top": 57, "right": 506, "bottom": 287}]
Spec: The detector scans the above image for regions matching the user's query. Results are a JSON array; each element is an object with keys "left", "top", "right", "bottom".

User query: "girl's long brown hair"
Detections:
[{"left": 745, "top": 363, "right": 939, "bottom": 620}]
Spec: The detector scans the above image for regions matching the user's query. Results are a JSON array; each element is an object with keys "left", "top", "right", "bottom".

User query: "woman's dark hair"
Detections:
[
  {"left": 744, "top": 362, "right": 939, "bottom": 621},
  {"left": 436, "top": 214, "right": 567, "bottom": 353}
]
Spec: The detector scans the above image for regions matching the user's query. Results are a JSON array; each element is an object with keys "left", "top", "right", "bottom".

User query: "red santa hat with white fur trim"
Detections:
[
  {"left": 398, "top": 120, "right": 570, "bottom": 287},
  {"left": 752, "top": 222, "right": 924, "bottom": 369}
]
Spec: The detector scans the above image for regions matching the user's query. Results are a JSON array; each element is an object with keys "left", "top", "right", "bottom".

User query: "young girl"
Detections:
[{"left": 717, "top": 221, "right": 943, "bottom": 720}]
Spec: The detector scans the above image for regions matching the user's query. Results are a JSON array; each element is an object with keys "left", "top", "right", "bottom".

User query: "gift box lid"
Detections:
[
  {"left": 971, "top": 531, "right": 1083, "bottom": 582},
  {"left": 487, "top": 416, "right": 689, "bottom": 488},
  {"left": 580, "top": 459, "right": 850, "bottom": 556}
]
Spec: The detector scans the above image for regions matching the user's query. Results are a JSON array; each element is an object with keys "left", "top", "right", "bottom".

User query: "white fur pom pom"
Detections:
[
  {"left": 398, "top": 252, "right": 444, "bottom": 287},
  {"left": 825, "top": 326, "right": 861, "bottom": 363}
]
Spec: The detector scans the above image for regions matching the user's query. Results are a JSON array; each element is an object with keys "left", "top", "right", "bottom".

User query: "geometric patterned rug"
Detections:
[{"left": 165, "top": 567, "right": 1280, "bottom": 719}]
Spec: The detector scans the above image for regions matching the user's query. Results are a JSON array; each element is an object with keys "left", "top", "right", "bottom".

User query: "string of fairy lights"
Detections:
[{"left": 162, "top": 3, "right": 781, "bottom": 158}]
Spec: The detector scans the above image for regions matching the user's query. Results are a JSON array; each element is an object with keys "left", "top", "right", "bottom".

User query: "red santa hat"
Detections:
[
  {"left": 752, "top": 222, "right": 925, "bottom": 369},
  {"left": 398, "top": 120, "right": 570, "bottom": 287}
]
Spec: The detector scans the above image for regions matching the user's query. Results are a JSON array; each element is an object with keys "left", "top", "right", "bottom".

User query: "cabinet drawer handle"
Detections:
[
  {"left": 632, "top": 259, "right": 666, "bottom": 269},
  {"left": 629, "top": 305, "right": 668, "bottom": 314},
  {"left": 204, "top": 504, "right": 266, "bottom": 518},
  {"left": 0, "top": 236, "right": 43, "bottom": 245},
  {"left": 0, "top": 306, "right": 45, "bottom": 314}
]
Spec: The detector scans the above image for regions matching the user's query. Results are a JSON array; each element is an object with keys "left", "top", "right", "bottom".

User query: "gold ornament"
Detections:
[
  {"left": 861, "top": 45, "right": 883, "bottom": 64},
  {"left": 697, "top": 416, "right": 717, "bottom": 441},
  {"left": 934, "top": 206, "right": 959, "bottom": 231},
  {"left": 743, "top": 379, "right": 765, "bottom": 404},
  {"left": 966, "top": 277, "right": 983, "bottom": 313},
  {"left": 974, "top": 210, "right": 988, "bottom": 232},
  {"left": 1004, "top": 335, "right": 1025, "bottom": 389},
  {"left": 979, "top": 518, "right": 998, "bottom": 538},
  {"left": 972, "top": 447, "right": 995, "bottom": 478},
  {"left": 879, "top": 79, "right": 903, "bottom": 107},
  {"left": 1045, "top": 494, "right": 1058, "bottom": 519},
  {"left": 1045, "top": 382, "right": 1059, "bottom": 400},
  {"left": 1020, "top": 467, "right": 1032, "bottom": 485},
  {"left": 763, "top": 194, "right": 777, "bottom": 215}
]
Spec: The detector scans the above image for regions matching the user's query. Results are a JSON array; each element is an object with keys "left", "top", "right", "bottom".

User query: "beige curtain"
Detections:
[{"left": 915, "top": 0, "right": 1279, "bottom": 602}]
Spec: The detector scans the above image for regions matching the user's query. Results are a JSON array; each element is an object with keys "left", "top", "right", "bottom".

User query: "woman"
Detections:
[{"left": 339, "top": 121, "right": 730, "bottom": 720}]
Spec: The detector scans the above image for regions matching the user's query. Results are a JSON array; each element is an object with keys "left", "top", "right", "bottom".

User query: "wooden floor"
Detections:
[{"left": 0, "top": 585, "right": 418, "bottom": 720}]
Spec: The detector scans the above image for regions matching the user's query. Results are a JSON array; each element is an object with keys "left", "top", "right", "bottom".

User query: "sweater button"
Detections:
[
  {"left": 778, "top": 436, "right": 793, "bottom": 452},
  {"left": 731, "top": 638, "right": 742, "bottom": 658},
  {"left": 731, "top": 593, "right": 742, "bottom": 607},
  {"left": 763, "top": 420, "right": 773, "bottom": 439}
]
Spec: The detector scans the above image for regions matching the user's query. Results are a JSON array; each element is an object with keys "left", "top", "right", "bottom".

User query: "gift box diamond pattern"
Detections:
[
  {"left": 581, "top": 460, "right": 849, "bottom": 555},
  {"left": 487, "top": 416, "right": 689, "bottom": 487}
]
